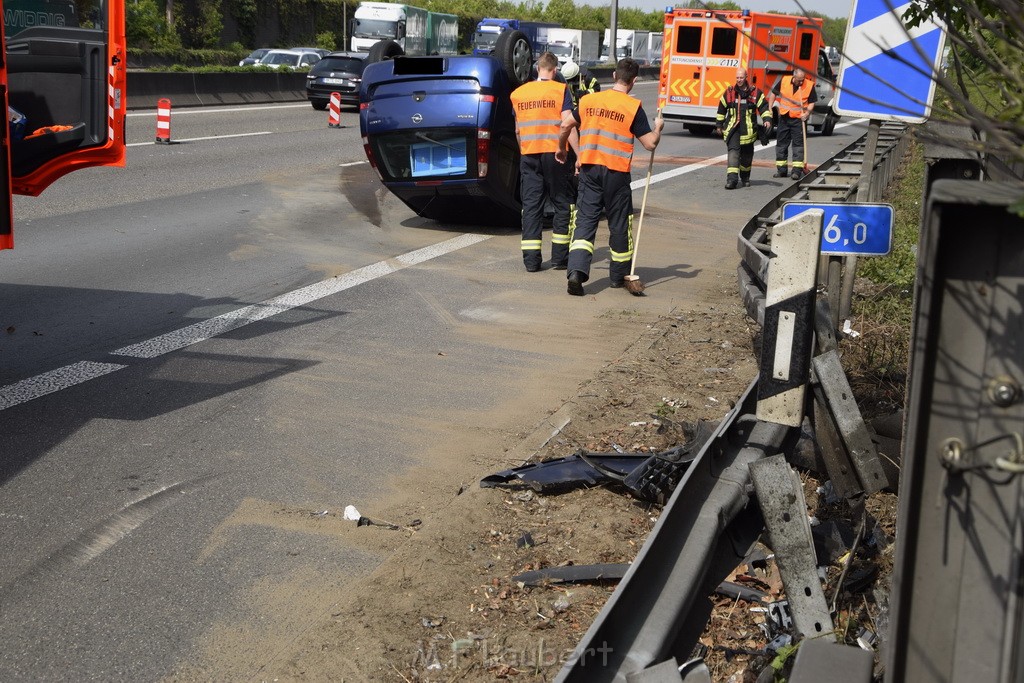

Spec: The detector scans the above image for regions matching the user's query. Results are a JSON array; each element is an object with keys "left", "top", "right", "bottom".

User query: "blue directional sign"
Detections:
[
  {"left": 782, "top": 202, "right": 894, "bottom": 256},
  {"left": 834, "top": 0, "right": 946, "bottom": 123}
]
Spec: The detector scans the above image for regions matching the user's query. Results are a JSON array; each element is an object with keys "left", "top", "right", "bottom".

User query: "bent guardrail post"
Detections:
[
  {"left": 555, "top": 381, "right": 790, "bottom": 682},
  {"left": 756, "top": 209, "right": 822, "bottom": 427},
  {"left": 750, "top": 454, "right": 835, "bottom": 640}
]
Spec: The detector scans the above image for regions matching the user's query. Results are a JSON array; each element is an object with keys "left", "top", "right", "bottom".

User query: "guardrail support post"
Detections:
[
  {"left": 839, "top": 119, "right": 882, "bottom": 321},
  {"left": 756, "top": 209, "right": 823, "bottom": 427}
]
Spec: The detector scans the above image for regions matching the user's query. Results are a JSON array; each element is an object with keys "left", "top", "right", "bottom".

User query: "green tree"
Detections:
[
  {"left": 127, "top": 0, "right": 181, "bottom": 48},
  {"left": 903, "top": 0, "right": 1024, "bottom": 200}
]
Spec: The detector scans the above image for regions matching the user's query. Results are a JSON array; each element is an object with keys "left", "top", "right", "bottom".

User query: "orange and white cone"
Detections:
[
  {"left": 328, "top": 92, "right": 342, "bottom": 129},
  {"left": 155, "top": 98, "right": 172, "bottom": 144}
]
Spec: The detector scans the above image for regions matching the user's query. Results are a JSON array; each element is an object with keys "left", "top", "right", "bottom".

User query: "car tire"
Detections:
[
  {"left": 821, "top": 112, "right": 838, "bottom": 136},
  {"left": 494, "top": 30, "right": 533, "bottom": 87},
  {"left": 367, "top": 39, "right": 404, "bottom": 64},
  {"left": 311, "top": 99, "right": 328, "bottom": 111}
]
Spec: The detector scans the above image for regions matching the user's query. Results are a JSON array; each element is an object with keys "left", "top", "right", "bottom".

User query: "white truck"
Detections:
[
  {"left": 542, "top": 28, "right": 601, "bottom": 65},
  {"left": 350, "top": 2, "right": 458, "bottom": 56},
  {"left": 601, "top": 29, "right": 651, "bottom": 63}
]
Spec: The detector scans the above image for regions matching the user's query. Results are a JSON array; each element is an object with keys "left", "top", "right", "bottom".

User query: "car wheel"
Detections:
[
  {"left": 311, "top": 99, "right": 328, "bottom": 111},
  {"left": 494, "top": 30, "right": 533, "bottom": 87},
  {"left": 822, "top": 112, "right": 838, "bottom": 136},
  {"left": 366, "top": 39, "right": 404, "bottom": 64}
]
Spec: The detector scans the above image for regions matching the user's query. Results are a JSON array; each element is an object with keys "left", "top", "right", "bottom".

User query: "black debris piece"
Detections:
[{"left": 513, "top": 563, "right": 631, "bottom": 586}]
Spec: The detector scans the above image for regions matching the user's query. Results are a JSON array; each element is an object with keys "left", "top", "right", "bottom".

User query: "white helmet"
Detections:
[{"left": 561, "top": 60, "right": 580, "bottom": 79}]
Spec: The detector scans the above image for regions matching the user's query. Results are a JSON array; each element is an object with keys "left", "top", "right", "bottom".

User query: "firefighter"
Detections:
[
  {"left": 559, "top": 60, "right": 601, "bottom": 107},
  {"left": 511, "top": 51, "right": 577, "bottom": 272},
  {"left": 715, "top": 67, "right": 771, "bottom": 190},
  {"left": 555, "top": 57, "right": 663, "bottom": 296},
  {"left": 771, "top": 68, "right": 816, "bottom": 180}
]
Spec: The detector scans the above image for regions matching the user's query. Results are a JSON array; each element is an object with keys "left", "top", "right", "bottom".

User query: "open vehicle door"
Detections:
[{"left": 1, "top": 0, "right": 126, "bottom": 249}]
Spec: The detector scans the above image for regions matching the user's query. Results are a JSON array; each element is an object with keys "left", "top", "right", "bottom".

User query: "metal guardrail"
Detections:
[{"left": 556, "top": 122, "right": 911, "bottom": 683}]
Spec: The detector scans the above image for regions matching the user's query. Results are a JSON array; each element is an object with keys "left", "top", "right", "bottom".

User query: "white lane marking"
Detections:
[
  {"left": 0, "top": 361, "right": 127, "bottom": 411},
  {"left": 110, "top": 233, "right": 491, "bottom": 360},
  {"left": 340, "top": 160, "right": 367, "bottom": 167},
  {"left": 127, "top": 131, "right": 273, "bottom": 147},
  {"left": 632, "top": 118, "right": 867, "bottom": 190},
  {"left": 126, "top": 103, "right": 311, "bottom": 117},
  {"left": 1, "top": 235, "right": 490, "bottom": 410}
]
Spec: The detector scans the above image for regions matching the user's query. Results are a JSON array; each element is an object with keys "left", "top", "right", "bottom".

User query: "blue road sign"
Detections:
[
  {"left": 782, "top": 202, "right": 894, "bottom": 256},
  {"left": 835, "top": 0, "right": 946, "bottom": 123}
]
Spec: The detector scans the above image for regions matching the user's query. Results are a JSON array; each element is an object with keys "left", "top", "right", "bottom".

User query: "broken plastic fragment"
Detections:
[{"left": 343, "top": 505, "right": 361, "bottom": 521}]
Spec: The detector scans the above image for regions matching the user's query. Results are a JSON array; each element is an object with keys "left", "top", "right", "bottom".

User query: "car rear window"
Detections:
[
  {"left": 372, "top": 129, "right": 474, "bottom": 181},
  {"left": 314, "top": 58, "right": 366, "bottom": 75}
]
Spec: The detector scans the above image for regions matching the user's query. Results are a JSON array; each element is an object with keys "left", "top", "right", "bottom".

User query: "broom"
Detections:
[{"left": 624, "top": 110, "right": 660, "bottom": 296}]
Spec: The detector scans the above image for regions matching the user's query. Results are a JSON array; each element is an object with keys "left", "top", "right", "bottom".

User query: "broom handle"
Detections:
[{"left": 629, "top": 110, "right": 660, "bottom": 278}]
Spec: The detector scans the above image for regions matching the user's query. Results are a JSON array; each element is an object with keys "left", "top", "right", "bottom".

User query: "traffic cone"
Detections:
[
  {"left": 328, "top": 92, "right": 342, "bottom": 128},
  {"left": 155, "top": 98, "right": 172, "bottom": 144}
]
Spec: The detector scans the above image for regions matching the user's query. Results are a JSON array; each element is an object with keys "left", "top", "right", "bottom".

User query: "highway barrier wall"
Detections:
[{"left": 125, "top": 66, "right": 660, "bottom": 110}]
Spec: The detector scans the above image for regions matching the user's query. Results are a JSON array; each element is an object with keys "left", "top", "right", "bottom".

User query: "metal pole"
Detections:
[
  {"left": 609, "top": 0, "right": 618, "bottom": 65},
  {"left": 839, "top": 118, "right": 881, "bottom": 322}
]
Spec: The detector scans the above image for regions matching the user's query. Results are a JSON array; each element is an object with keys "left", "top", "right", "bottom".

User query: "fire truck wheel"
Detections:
[
  {"left": 367, "top": 39, "right": 405, "bottom": 64},
  {"left": 494, "top": 30, "right": 533, "bottom": 87},
  {"left": 821, "top": 112, "right": 837, "bottom": 136},
  {"left": 685, "top": 124, "right": 716, "bottom": 137}
]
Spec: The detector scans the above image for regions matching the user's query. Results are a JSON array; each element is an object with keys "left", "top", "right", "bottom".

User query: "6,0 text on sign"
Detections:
[{"left": 782, "top": 202, "right": 894, "bottom": 256}]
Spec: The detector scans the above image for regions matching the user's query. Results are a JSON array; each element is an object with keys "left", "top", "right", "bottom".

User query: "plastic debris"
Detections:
[
  {"left": 343, "top": 505, "right": 361, "bottom": 521},
  {"left": 516, "top": 532, "right": 535, "bottom": 549},
  {"left": 842, "top": 319, "right": 861, "bottom": 338}
]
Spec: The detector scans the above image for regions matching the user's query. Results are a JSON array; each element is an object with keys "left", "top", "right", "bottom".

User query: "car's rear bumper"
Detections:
[
  {"left": 382, "top": 177, "right": 522, "bottom": 226},
  {"left": 306, "top": 84, "right": 360, "bottom": 104}
]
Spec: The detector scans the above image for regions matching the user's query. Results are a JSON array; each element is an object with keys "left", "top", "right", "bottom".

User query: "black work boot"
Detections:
[
  {"left": 791, "top": 168, "right": 803, "bottom": 180},
  {"left": 774, "top": 166, "right": 789, "bottom": 178},
  {"left": 567, "top": 270, "right": 585, "bottom": 297},
  {"left": 725, "top": 174, "right": 738, "bottom": 190},
  {"left": 740, "top": 175, "right": 751, "bottom": 187}
]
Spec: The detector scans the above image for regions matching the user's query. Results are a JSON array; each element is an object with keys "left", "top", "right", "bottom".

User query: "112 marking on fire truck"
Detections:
[{"left": 657, "top": 8, "right": 823, "bottom": 134}]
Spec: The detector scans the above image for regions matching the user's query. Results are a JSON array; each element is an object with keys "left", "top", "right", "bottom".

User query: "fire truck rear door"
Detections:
[
  {"left": 1, "top": 21, "right": 12, "bottom": 250},
  {"left": 4, "top": 0, "right": 126, "bottom": 198},
  {"left": 666, "top": 17, "right": 708, "bottom": 109}
]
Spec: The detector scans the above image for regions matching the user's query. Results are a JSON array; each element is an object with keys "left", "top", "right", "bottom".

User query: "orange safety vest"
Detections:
[
  {"left": 578, "top": 90, "right": 641, "bottom": 172},
  {"left": 776, "top": 76, "right": 814, "bottom": 118},
  {"left": 511, "top": 80, "right": 568, "bottom": 155}
]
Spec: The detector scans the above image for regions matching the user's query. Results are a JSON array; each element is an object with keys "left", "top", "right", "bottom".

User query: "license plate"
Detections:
[{"left": 322, "top": 78, "right": 348, "bottom": 85}]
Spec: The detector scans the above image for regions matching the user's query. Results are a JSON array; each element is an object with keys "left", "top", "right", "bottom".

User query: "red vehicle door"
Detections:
[{"left": 1, "top": 0, "right": 126, "bottom": 249}]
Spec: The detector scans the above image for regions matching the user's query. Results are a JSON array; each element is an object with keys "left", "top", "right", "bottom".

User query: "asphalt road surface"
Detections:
[{"left": 0, "top": 85, "right": 867, "bottom": 680}]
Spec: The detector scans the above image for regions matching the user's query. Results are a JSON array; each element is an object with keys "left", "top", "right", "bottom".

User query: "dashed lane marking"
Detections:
[{"left": 0, "top": 235, "right": 490, "bottom": 411}]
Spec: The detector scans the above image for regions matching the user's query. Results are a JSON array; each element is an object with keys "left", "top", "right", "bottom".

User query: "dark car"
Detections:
[
  {"left": 306, "top": 52, "right": 368, "bottom": 110},
  {"left": 239, "top": 48, "right": 271, "bottom": 66},
  {"left": 358, "top": 31, "right": 533, "bottom": 226}
]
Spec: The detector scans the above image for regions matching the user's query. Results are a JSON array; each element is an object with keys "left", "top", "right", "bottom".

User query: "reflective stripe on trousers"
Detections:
[{"left": 567, "top": 164, "right": 634, "bottom": 283}]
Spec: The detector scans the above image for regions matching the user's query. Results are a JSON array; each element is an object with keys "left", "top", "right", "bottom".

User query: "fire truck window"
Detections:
[
  {"left": 3, "top": 0, "right": 96, "bottom": 39},
  {"left": 799, "top": 33, "right": 814, "bottom": 60},
  {"left": 675, "top": 26, "right": 702, "bottom": 54},
  {"left": 710, "top": 27, "right": 737, "bottom": 56}
]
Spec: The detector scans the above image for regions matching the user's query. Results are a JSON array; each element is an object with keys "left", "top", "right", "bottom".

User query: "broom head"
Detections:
[{"left": 623, "top": 274, "right": 645, "bottom": 296}]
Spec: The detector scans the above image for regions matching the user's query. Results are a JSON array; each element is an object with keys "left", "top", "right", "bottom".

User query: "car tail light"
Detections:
[
  {"left": 359, "top": 102, "right": 369, "bottom": 110},
  {"left": 361, "top": 136, "right": 382, "bottom": 180},
  {"left": 479, "top": 94, "right": 495, "bottom": 103},
  {"left": 477, "top": 129, "right": 490, "bottom": 178}
]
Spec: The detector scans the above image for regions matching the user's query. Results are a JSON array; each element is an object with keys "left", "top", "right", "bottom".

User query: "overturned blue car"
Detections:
[{"left": 358, "top": 32, "right": 535, "bottom": 227}]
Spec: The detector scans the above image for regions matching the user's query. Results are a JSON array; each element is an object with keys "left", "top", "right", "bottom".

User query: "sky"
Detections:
[{"left": 609, "top": 0, "right": 854, "bottom": 19}]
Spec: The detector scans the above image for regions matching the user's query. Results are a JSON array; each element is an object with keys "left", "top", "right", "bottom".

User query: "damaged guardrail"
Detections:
[{"left": 548, "top": 123, "right": 910, "bottom": 682}]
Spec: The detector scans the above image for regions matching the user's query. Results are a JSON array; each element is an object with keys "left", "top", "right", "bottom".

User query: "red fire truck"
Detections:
[
  {"left": 1, "top": 0, "right": 127, "bottom": 250},
  {"left": 657, "top": 8, "right": 839, "bottom": 136}
]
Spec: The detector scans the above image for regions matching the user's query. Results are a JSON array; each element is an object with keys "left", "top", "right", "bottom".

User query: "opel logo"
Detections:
[{"left": 411, "top": 113, "right": 423, "bottom": 124}]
